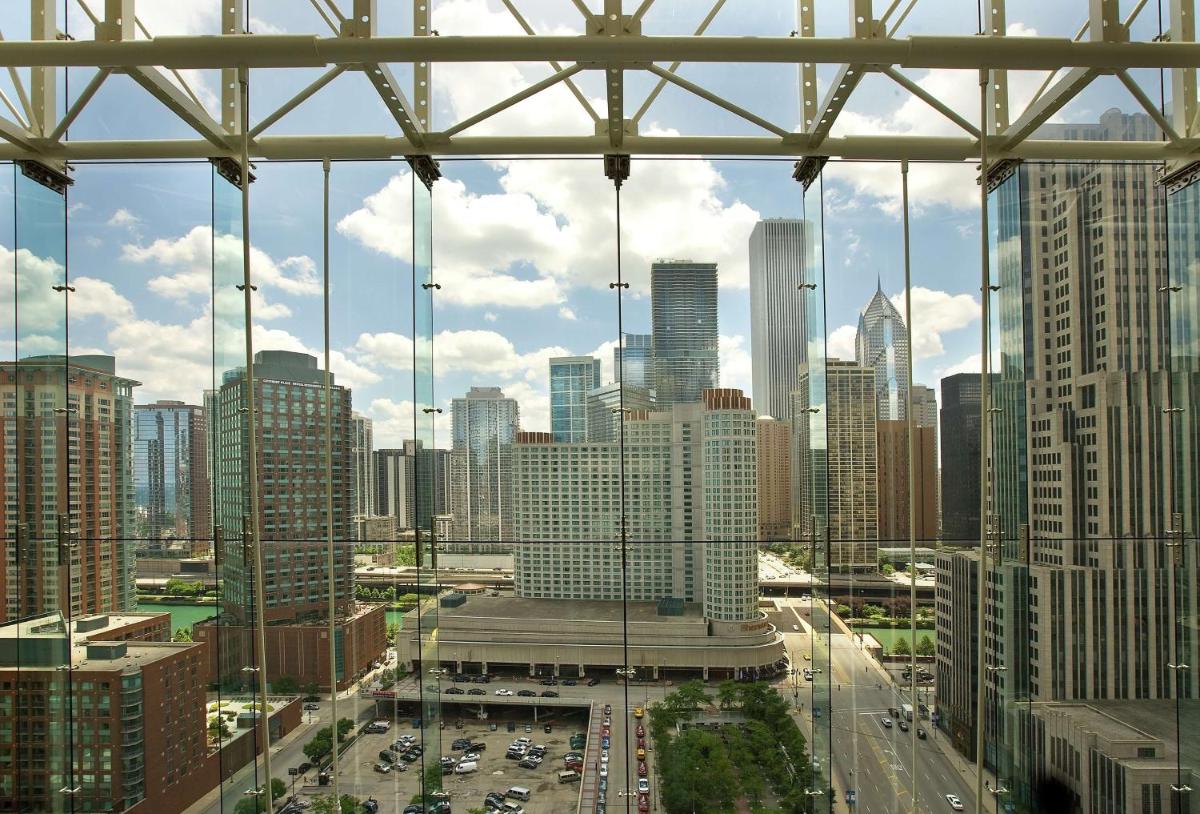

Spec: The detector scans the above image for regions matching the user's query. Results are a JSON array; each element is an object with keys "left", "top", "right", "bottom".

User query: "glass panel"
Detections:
[{"left": 6, "top": 161, "right": 70, "bottom": 814}]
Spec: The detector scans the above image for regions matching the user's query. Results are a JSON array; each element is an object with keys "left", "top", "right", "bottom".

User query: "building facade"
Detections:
[
  {"left": 133, "top": 400, "right": 210, "bottom": 553},
  {"left": 585, "top": 382, "right": 654, "bottom": 443},
  {"left": 374, "top": 440, "right": 449, "bottom": 533},
  {"left": 449, "top": 387, "right": 520, "bottom": 544},
  {"left": 513, "top": 389, "right": 758, "bottom": 622},
  {"left": 755, "top": 417, "right": 792, "bottom": 542},
  {"left": 749, "top": 219, "right": 808, "bottom": 422},
  {"left": 651, "top": 261, "right": 719, "bottom": 407},
  {"left": 876, "top": 420, "right": 937, "bottom": 543},
  {"left": 939, "top": 373, "right": 988, "bottom": 544},
  {"left": 855, "top": 283, "right": 911, "bottom": 422},
  {"left": 549, "top": 356, "right": 601, "bottom": 443},
  {"left": 1, "top": 355, "right": 139, "bottom": 623},
  {"left": 793, "top": 360, "right": 878, "bottom": 570},
  {"left": 615, "top": 333, "right": 653, "bottom": 391},
  {"left": 351, "top": 412, "right": 374, "bottom": 522}
]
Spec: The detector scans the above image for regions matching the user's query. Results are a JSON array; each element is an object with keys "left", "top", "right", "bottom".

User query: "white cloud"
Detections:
[
  {"left": 484, "top": 312, "right": 498, "bottom": 322},
  {"left": 719, "top": 334, "right": 752, "bottom": 397},
  {"left": 888, "top": 287, "right": 979, "bottom": 360},
  {"left": 588, "top": 338, "right": 620, "bottom": 385},
  {"left": 826, "top": 324, "right": 857, "bottom": 360},
  {"left": 122, "top": 225, "right": 320, "bottom": 306},
  {"left": 107, "top": 208, "right": 141, "bottom": 229},
  {"left": 0, "top": 245, "right": 134, "bottom": 335},
  {"left": 558, "top": 306, "right": 577, "bottom": 321},
  {"left": 369, "top": 397, "right": 452, "bottom": 448},
  {"left": 937, "top": 353, "right": 982, "bottom": 380},
  {"left": 356, "top": 329, "right": 570, "bottom": 384}
]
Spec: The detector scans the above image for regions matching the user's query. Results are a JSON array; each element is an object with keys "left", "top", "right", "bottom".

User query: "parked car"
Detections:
[
  {"left": 638, "top": 761, "right": 647, "bottom": 776},
  {"left": 540, "top": 678, "right": 557, "bottom": 686},
  {"left": 373, "top": 763, "right": 391, "bottom": 774},
  {"left": 881, "top": 717, "right": 893, "bottom": 728},
  {"left": 518, "top": 758, "right": 540, "bottom": 769},
  {"left": 635, "top": 725, "right": 645, "bottom": 738},
  {"left": 445, "top": 687, "right": 465, "bottom": 695},
  {"left": 468, "top": 688, "right": 486, "bottom": 695},
  {"left": 541, "top": 691, "right": 559, "bottom": 698},
  {"left": 898, "top": 719, "right": 910, "bottom": 732},
  {"left": 495, "top": 689, "right": 515, "bottom": 696},
  {"left": 303, "top": 702, "right": 320, "bottom": 711},
  {"left": 587, "top": 678, "right": 600, "bottom": 686},
  {"left": 603, "top": 704, "right": 612, "bottom": 715},
  {"left": 517, "top": 689, "right": 537, "bottom": 697},
  {"left": 562, "top": 679, "right": 577, "bottom": 686},
  {"left": 637, "top": 778, "right": 650, "bottom": 793},
  {"left": 917, "top": 729, "right": 928, "bottom": 740},
  {"left": 452, "top": 738, "right": 472, "bottom": 750}
]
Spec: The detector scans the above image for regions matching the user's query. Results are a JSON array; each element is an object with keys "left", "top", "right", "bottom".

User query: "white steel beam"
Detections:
[
  {"left": 352, "top": 0, "right": 426, "bottom": 148},
  {"left": 1002, "top": 65, "right": 1095, "bottom": 147},
  {"left": 879, "top": 65, "right": 979, "bottom": 137},
  {"left": 808, "top": 1, "right": 877, "bottom": 148},
  {"left": 645, "top": 63, "right": 790, "bottom": 137},
  {"left": 0, "top": 113, "right": 38, "bottom": 150},
  {"left": 797, "top": 0, "right": 817, "bottom": 132},
  {"left": 600, "top": 0, "right": 627, "bottom": 149},
  {"left": 1172, "top": 0, "right": 1197, "bottom": 137},
  {"left": 29, "top": 0, "right": 55, "bottom": 137},
  {"left": 222, "top": 0, "right": 243, "bottom": 133},
  {"left": 631, "top": 0, "right": 727, "bottom": 127},
  {"left": 0, "top": 133, "right": 1192, "bottom": 162},
  {"left": 500, "top": 0, "right": 598, "bottom": 124},
  {"left": 3, "top": 35, "right": 1200, "bottom": 71},
  {"left": 442, "top": 63, "right": 586, "bottom": 137},
  {"left": 414, "top": 0, "right": 430, "bottom": 128},
  {"left": 983, "top": 0, "right": 1009, "bottom": 135}
]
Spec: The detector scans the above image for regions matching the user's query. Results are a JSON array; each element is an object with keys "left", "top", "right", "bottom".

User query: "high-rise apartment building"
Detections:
[
  {"left": 585, "top": 382, "right": 654, "bottom": 443},
  {"left": 513, "top": 389, "right": 758, "bottom": 622},
  {"left": 793, "top": 360, "right": 878, "bottom": 570},
  {"left": 855, "top": 282, "right": 910, "bottom": 421},
  {"left": 0, "top": 611, "right": 209, "bottom": 814},
  {"left": 199, "top": 350, "right": 383, "bottom": 690},
  {"left": 755, "top": 417, "right": 791, "bottom": 542},
  {"left": 939, "top": 373, "right": 989, "bottom": 543},
  {"left": 651, "top": 261, "right": 719, "bottom": 407},
  {"left": 133, "top": 400, "right": 210, "bottom": 553},
  {"left": 876, "top": 420, "right": 937, "bottom": 542},
  {"left": 1, "top": 355, "right": 139, "bottom": 623},
  {"left": 549, "top": 356, "right": 601, "bottom": 442},
  {"left": 374, "top": 440, "right": 449, "bottom": 531},
  {"left": 449, "top": 386, "right": 519, "bottom": 543},
  {"left": 615, "top": 333, "right": 653, "bottom": 390},
  {"left": 749, "top": 219, "right": 808, "bottom": 421},
  {"left": 351, "top": 412, "right": 374, "bottom": 521}
]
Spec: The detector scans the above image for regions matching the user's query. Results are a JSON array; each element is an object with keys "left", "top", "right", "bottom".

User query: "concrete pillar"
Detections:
[
  {"left": 553, "top": 663, "right": 560, "bottom": 677},
  {"left": 529, "top": 662, "right": 536, "bottom": 677},
  {"left": 652, "top": 665, "right": 660, "bottom": 680},
  {"left": 578, "top": 664, "right": 585, "bottom": 677},
  {"left": 481, "top": 661, "right": 489, "bottom": 675},
  {"left": 702, "top": 666, "right": 709, "bottom": 681},
  {"left": 456, "top": 660, "right": 463, "bottom": 673}
]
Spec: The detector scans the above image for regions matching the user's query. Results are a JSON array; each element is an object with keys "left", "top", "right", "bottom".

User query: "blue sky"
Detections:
[{"left": 0, "top": 0, "right": 1171, "bottom": 445}]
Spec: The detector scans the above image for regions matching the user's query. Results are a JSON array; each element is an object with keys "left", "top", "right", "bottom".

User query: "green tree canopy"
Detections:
[
  {"left": 271, "top": 675, "right": 299, "bottom": 695},
  {"left": 892, "top": 636, "right": 912, "bottom": 656},
  {"left": 916, "top": 634, "right": 935, "bottom": 657}
]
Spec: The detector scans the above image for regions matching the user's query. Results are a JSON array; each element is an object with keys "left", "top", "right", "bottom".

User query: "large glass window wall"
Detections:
[{"left": 0, "top": 3, "right": 1198, "bottom": 814}]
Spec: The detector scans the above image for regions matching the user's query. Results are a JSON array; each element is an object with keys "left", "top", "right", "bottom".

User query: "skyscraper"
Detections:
[
  {"left": 793, "top": 359, "right": 878, "bottom": 570},
  {"left": 749, "top": 219, "right": 808, "bottom": 421},
  {"left": 615, "top": 333, "right": 653, "bottom": 390},
  {"left": 651, "top": 260, "right": 719, "bottom": 407},
  {"left": 855, "top": 282, "right": 910, "bottom": 421},
  {"left": 513, "top": 389, "right": 758, "bottom": 622},
  {"left": 450, "top": 386, "right": 520, "bottom": 543},
  {"left": 585, "top": 382, "right": 654, "bottom": 443},
  {"left": 756, "top": 417, "right": 792, "bottom": 542},
  {"left": 939, "top": 373, "right": 988, "bottom": 543},
  {"left": 876, "top": 420, "right": 937, "bottom": 542},
  {"left": 1, "top": 355, "right": 139, "bottom": 622},
  {"left": 549, "top": 356, "right": 601, "bottom": 442},
  {"left": 199, "top": 350, "right": 384, "bottom": 690},
  {"left": 351, "top": 412, "right": 374, "bottom": 521},
  {"left": 134, "top": 400, "right": 210, "bottom": 553},
  {"left": 374, "top": 440, "right": 450, "bottom": 531}
]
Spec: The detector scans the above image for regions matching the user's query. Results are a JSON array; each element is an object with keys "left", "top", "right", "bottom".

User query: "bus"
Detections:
[{"left": 901, "top": 703, "right": 914, "bottom": 722}]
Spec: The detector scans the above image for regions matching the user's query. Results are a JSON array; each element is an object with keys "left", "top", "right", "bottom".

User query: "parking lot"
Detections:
[{"left": 328, "top": 710, "right": 592, "bottom": 813}]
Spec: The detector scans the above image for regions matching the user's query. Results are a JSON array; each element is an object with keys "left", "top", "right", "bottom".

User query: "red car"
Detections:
[
  {"left": 637, "top": 738, "right": 646, "bottom": 750},
  {"left": 600, "top": 726, "right": 610, "bottom": 737},
  {"left": 635, "top": 725, "right": 645, "bottom": 738},
  {"left": 638, "top": 761, "right": 648, "bottom": 776},
  {"left": 639, "top": 793, "right": 650, "bottom": 812}
]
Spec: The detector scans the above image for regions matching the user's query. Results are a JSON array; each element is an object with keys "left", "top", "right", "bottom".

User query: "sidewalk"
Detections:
[{"left": 183, "top": 712, "right": 323, "bottom": 814}]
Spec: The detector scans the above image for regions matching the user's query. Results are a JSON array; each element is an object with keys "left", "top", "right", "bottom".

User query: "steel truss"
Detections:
[{"left": 0, "top": 0, "right": 1196, "bottom": 164}]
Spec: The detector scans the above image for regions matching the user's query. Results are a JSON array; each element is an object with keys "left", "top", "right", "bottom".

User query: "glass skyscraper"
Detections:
[
  {"left": 549, "top": 356, "right": 600, "bottom": 442},
  {"left": 651, "top": 261, "right": 719, "bottom": 407},
  {"left": 854, "top": 281, "right": 910, "bottom": 421},
  {"left": 615, "top": 332, "right": 653, "bottom": 390},
  {"left": 749, "top": 219, "right": 808, "bottom": 421},
  {"left": 449, "top": 386, "right": 520, "bottom": 542},
  {"left": 133, "top": 399, "right": 210, "bottom": 553}
]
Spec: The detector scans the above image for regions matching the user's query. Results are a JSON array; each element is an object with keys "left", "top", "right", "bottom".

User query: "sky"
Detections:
[{"left": 0, "top": 0, "right": 1172, "bottom": 447}]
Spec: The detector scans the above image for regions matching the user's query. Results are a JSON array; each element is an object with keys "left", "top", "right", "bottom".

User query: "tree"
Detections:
[
  {"left": 271, "top": 675, "right": 299, "bottom": 695},
  {"left": 716, "top": 680, "right": 739, "bottom": 711},
  {"left": 880, "top": 563, "right": 895, "bottom": 576},
  {"left": 208, "top": 718, "right": 231, "bottom": 739},
  {"left": 336, "top": 717, "right": 355, "bottom": 741},
  {"left": 892, "top": 636, "right": 911, "bottom": 656},
  {"left": 310, "top": 794, "right": 360, "bottom": 814},
  {"left": 172, "top": 626, "right": 193, "bottom": 642},
  {"left": 303, "top": 682, "right": 321, "bottom": 701},
  {"left": 671, "top": 680, "right": 712, "bottom": 712},
  {"left": 916, "top": 635, "right": 935, "bottom": 657},
  {"left": 385, "top": 622, "right": 400, "bottom": 645},
  {"left": 303, "top": 730, "right": 332, "bottom": 762},
  {"left": 835, "top": 604, "right": 852, "bottom": 618},
  {"left": 231, "top": 780, "right": 285, "bottom": 814},
  {"left": 861, "top": 603, "right": 887, "bottom": 619}
]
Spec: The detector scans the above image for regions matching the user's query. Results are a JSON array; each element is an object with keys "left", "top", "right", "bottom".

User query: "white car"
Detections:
[
  {"left": 945, "top": 794, "right": 964, "bottom": 811},
  {"left": 638, "top": 778, "right": 650, "bottom": 793},
  {"left": 495, "top": 689, "right": 515, "bottom": 696},
  {"left": 599, "top": 764, "right": 608, "bottom": 778},
  {"left": 881, "top": 717, "right": 893, "bottom": 728},
  {"left": 600, "top": 749, "right": 609, "bottom": 763}
]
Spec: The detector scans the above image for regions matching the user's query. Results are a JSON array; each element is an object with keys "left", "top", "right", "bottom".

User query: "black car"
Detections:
[
  {"left": 303, "top": 702, "right": 320, "bottom": 711},
  {"left": 452, "top": 738, "right": 472, "bottom": 750},
  {"left": 541, "top": 690, "right": 559, "bottom": 697},
  {"left": 446, "top": 687, "right": 465, "bottom": 695},
  {"left": 506, "top": 750, "right": 525, "bottom": 761},
  {"left": 296, "top": 762, "right": 312, "bottom": 774},
  {"left": 379, "top": 750, "right": 395, "bottom": 763},
  {"left": 540, "top": 678, "right": 557, "bottom": 686},
  {"left": 473, "top": 675, "right": 490, "bottom": 683},
  {"left": 562, "top": 679, "right": 578, "bottom": 686},
  {"left": 485, "top": 792, "right": 505, "bottom": 809},
  {"left": 468, "top": 688, "right": 486, "bottom": 695},
  {"left": 517, "top": 689, "right": 537, "bottom": 697},
  {"left": 469, "top": 742, "right": 487, "bottom": 751},
  {"left": 587, "top": 678, "right": 600, "bottom": 687},
  {"left": 362, "top": 801, "right": 380, "bottom": 814}
]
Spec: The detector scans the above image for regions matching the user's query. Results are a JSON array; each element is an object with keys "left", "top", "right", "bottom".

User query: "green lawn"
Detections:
[{"left": 854, "top": 625, "right": 935, "bottom": 652}]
